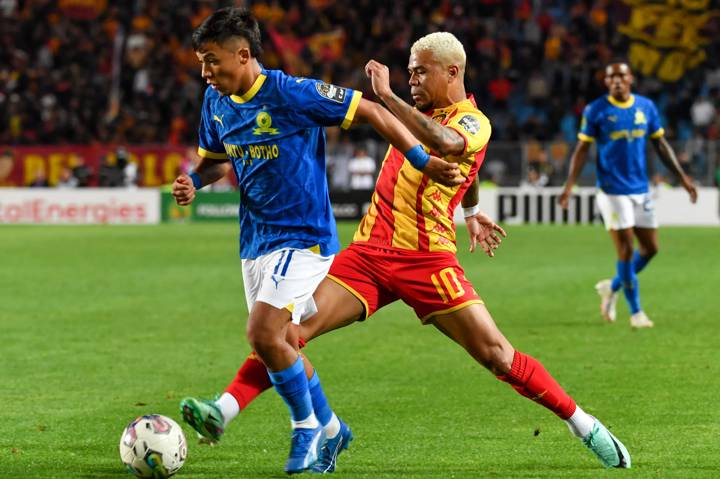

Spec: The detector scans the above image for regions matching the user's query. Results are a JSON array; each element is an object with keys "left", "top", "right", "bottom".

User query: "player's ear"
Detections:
[
  {"left": 236, "top": 47, "right": 251, "bottom": 64},
  {"left": 448, "top": 65, "right": 459, "bottom": 82}
]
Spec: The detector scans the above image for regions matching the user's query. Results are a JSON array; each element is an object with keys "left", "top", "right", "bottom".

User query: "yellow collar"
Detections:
[
  {"left": 607, "top": 94, "right": 634, "bottom": 109},
  {"left": 230, "top": 73, "right": 267, "bottom": 104}
]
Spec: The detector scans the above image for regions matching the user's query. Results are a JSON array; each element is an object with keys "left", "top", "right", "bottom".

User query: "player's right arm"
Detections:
[
  {"left": 559, "top": 104, "right": 595, "bottom": 209},
  {"left": 352, "top": 99, "right": 464, "bottom": 186},
  {"left": 364, "top": 60, "right": 466, "bottom": 157},
  {"left": 285, "top": 74, "right": 462, "bottom": 186},
  {"left": 172, "top": 158, "right": 231, "bottom": 206},
  {"left": 173, "top": 89, "right": 231, "bottom": 206},
  {"left": 559, "top": 141, "right": 591, "bottom": 209}
]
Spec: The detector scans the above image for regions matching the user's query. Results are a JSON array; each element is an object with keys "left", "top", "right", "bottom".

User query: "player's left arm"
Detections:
[
  {"left": 650, "top": 136, "right": 697, "bottom": 203},
  {"left": 365, "top": 60, "right": 465, "bottom": 157},
  {"left": 459, "top": 176, "right": 506, "bottom": 256}
]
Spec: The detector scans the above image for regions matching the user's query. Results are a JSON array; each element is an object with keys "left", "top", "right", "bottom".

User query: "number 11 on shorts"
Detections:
[{"left": 430, "top": 267, "right": 465, "bottom": 302}]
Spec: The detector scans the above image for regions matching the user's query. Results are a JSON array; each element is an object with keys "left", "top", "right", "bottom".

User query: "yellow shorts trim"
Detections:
[
  {"left": 326, "top": 274, "right": 369, "bottom": 320},
  {"left": 420, "top": 299, "right": 485, "bottom": 324}
]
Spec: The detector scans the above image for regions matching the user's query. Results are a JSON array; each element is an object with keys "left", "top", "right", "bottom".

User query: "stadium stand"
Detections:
[{"left": 1, "top": 0, "right": 718, "bottom": 187}]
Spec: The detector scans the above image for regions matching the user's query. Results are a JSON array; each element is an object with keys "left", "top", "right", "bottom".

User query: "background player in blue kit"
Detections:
[
  {"left": 170, "top": 7, "right": 463, "bottom": 474},
  {"left": 559, "top": 62, "right": 697, "bottom": 329}
]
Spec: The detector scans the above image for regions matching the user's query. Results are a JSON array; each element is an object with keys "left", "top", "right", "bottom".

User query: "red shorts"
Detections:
[{"left": 327, "top": 242, "right": 483, "bottom": 323}]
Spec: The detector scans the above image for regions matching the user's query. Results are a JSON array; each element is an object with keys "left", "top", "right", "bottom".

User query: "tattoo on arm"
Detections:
[{"left": 384, "top": 93, "right": 465, "bottom": 156}]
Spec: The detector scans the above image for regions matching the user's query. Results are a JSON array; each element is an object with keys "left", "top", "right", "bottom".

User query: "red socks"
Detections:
[
  {"left": 497, "top": 350, "right": 576, "bottom": 420},
  {"left": 226, "top": 345, "right": 576, "bottom": 421},
  {"left": 225, "top": 338, "right": 308, "bottom": 410}
]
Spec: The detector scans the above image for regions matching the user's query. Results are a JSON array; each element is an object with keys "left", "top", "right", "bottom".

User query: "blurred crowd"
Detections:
[{"left": 1, "top": 0, "right": 719, "bottom": 186}]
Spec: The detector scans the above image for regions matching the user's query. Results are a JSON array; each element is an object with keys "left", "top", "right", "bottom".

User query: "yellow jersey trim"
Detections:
[
  {"left": 650, "top": 127, "right": 665, "bottom": 139},
  {"left": 340, "top": 90, "right": 363, "bottom": 130},
  {"left": 197, "top": 147, "right": 228, "bottom": 159},
  {"left": 420, "top": 299, "right": 484, "bottom": 324},
  {"left": 326, "top": 274, "right": 370, "bottom": 320},
  {"left": 606, "top": 94, "right": 635, "bottom": 109},
  {"left": 230, "top": 74, "right": 267, "bottom": 104},
  {"left": 577, "top": 133, "right": 595, "bottom": 143}
]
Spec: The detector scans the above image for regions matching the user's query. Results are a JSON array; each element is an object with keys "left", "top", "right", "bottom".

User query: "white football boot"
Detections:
[
  {"left": 595, "top": 279, "right": 618, "bottom": 323},
  {"left": 630, "top": 311, "right": 654, "bottom": 329}
]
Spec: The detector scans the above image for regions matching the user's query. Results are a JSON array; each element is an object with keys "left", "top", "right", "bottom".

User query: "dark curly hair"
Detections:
[{"left": 191, "top": 7, "right": 262, "bottom": 57}]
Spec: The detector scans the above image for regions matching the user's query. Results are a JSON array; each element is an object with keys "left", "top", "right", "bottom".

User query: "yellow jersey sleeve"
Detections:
[{"left": 446, "top": 112, "right": 492, "bottom": 156}]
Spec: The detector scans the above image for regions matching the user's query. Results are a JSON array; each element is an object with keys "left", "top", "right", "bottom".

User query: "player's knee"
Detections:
[
  {"left": 619, "top": 244, "right": 634, "bottom": 261},
  {"left": 644, "top": 245, "right": 658, "bottom": 259},
  {"left": 473, "top": 342, "right": 513, "bottom": 376},
  {"left": 246, "top": 324, "right": 278, "bottom": 356}
]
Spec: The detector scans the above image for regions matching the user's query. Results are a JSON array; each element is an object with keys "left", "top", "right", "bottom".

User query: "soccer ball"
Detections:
[{"left": 119, "top": 414, "right": 187, "bottom": 478}]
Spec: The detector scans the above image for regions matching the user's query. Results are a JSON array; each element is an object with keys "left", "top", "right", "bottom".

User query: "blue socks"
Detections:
[
  {"left": 308, "top": 371, "right": 332, "bottom": 426},
  {"left": 616, "top": 260, "right": 641, "bottom": 314},
  {"left": 268, "top": 356, "right": 315, "bottom": 424},
  {"left": 611, "top": 251, "right": 651, "bottom": 292},
  {"left": 268, "top": 357, "right": 336, "bottom": 432}
]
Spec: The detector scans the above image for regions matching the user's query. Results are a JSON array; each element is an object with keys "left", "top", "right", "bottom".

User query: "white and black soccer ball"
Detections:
[{"left": 119, "top": 414, "right": 187, "bottom": 478}]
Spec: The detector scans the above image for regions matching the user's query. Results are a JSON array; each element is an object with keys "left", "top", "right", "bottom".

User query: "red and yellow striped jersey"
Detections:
[{"left": 353, "top": 95, "right": 491, "bottom": 254}]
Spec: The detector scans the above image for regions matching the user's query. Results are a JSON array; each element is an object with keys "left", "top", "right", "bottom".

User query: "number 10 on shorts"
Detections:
[{"left": 431, "top": 267, "right": 465, "bottom": 302}]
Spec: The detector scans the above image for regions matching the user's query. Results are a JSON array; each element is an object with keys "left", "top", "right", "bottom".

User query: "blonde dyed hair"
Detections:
[{"left": 411, "top": 32, "right": 466, "bottom": 73}]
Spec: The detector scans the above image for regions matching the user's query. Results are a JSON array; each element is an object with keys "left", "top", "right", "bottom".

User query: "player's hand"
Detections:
[
  {"left": 172, "top": 174, "right": 196, "bottom": 206},
  {"left": 423, "top": 156, "right": 464, "bottom": 186},
  {"left": 681, "top": 175, "right": 698, "bottom": 203},
  {"left": 558, "top": 187, "right": 572, "bottom": 209},
  {"left": 364, "top": 60, "right": 393, "bottom": 100},
  {"left": 465, "top": 211, "right": 507, "bottom": 256}
]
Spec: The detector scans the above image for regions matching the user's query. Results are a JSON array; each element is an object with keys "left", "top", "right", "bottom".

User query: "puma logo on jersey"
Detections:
[{"left": 213, "top": 114, "right": 224, "bottom": 127}]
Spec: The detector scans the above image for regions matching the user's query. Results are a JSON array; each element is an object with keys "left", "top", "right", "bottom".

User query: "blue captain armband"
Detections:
[
  {"left": 405, "top": 145, "right": 430, "bottom": 170},
  {"left": 189, "top": 172, "right": 202, "bottom": 190}
]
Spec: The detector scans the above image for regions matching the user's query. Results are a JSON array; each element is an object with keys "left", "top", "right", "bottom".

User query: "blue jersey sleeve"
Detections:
[
  {"left": 197, "top": 89, "right": 228, "bottom": 160},
  {"left": 647, "top": 101, "right": 665, "bottom": 139},
  {"left": 578, "top": 104, "right": 597, "bottom": 142},
  {"left": 284, "top": 78, "right": 362, "bottom": 130}
]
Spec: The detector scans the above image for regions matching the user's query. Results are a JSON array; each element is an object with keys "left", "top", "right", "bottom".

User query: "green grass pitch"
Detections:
[{"left": 1, "top": 222, "right": 718, "bottom": 478}]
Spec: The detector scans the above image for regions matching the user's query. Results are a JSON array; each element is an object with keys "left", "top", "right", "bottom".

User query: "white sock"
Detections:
[
  {"left": 564, "top": 405, "right": 595, "bottom": 438},
  {"left": 324, "top": 413, "right": 341, "bottom": 439},
  {"left": 215, "top": 392, "right": 240, "bottom": 426},
  {"left": 291, "top": 412, "right": 319, "bottom": 430}
]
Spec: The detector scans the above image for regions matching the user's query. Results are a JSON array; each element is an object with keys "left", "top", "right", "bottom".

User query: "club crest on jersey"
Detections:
[
  {"left": 315, "top": 83, "right": 347, "bottom": 103},
  {"left": 253, "top": 111, "right": 280, "bottom": 135},
  {"left": 634, "top": 109, "right": 647, "bottom": 125},
  {"left": 432, "top": 113, "right": 447, "bottom": 123},
  {"left": 458, "top": 115, "right": 480, "bottom": 135}
]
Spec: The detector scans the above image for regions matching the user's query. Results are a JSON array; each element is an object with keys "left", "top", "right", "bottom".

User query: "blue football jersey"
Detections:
[
  {"left": 578, "top": 94, "right": 664, "bottom": 195},
  {"left": 197, "top": 69, "right": 362, "bottom": 259}
]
